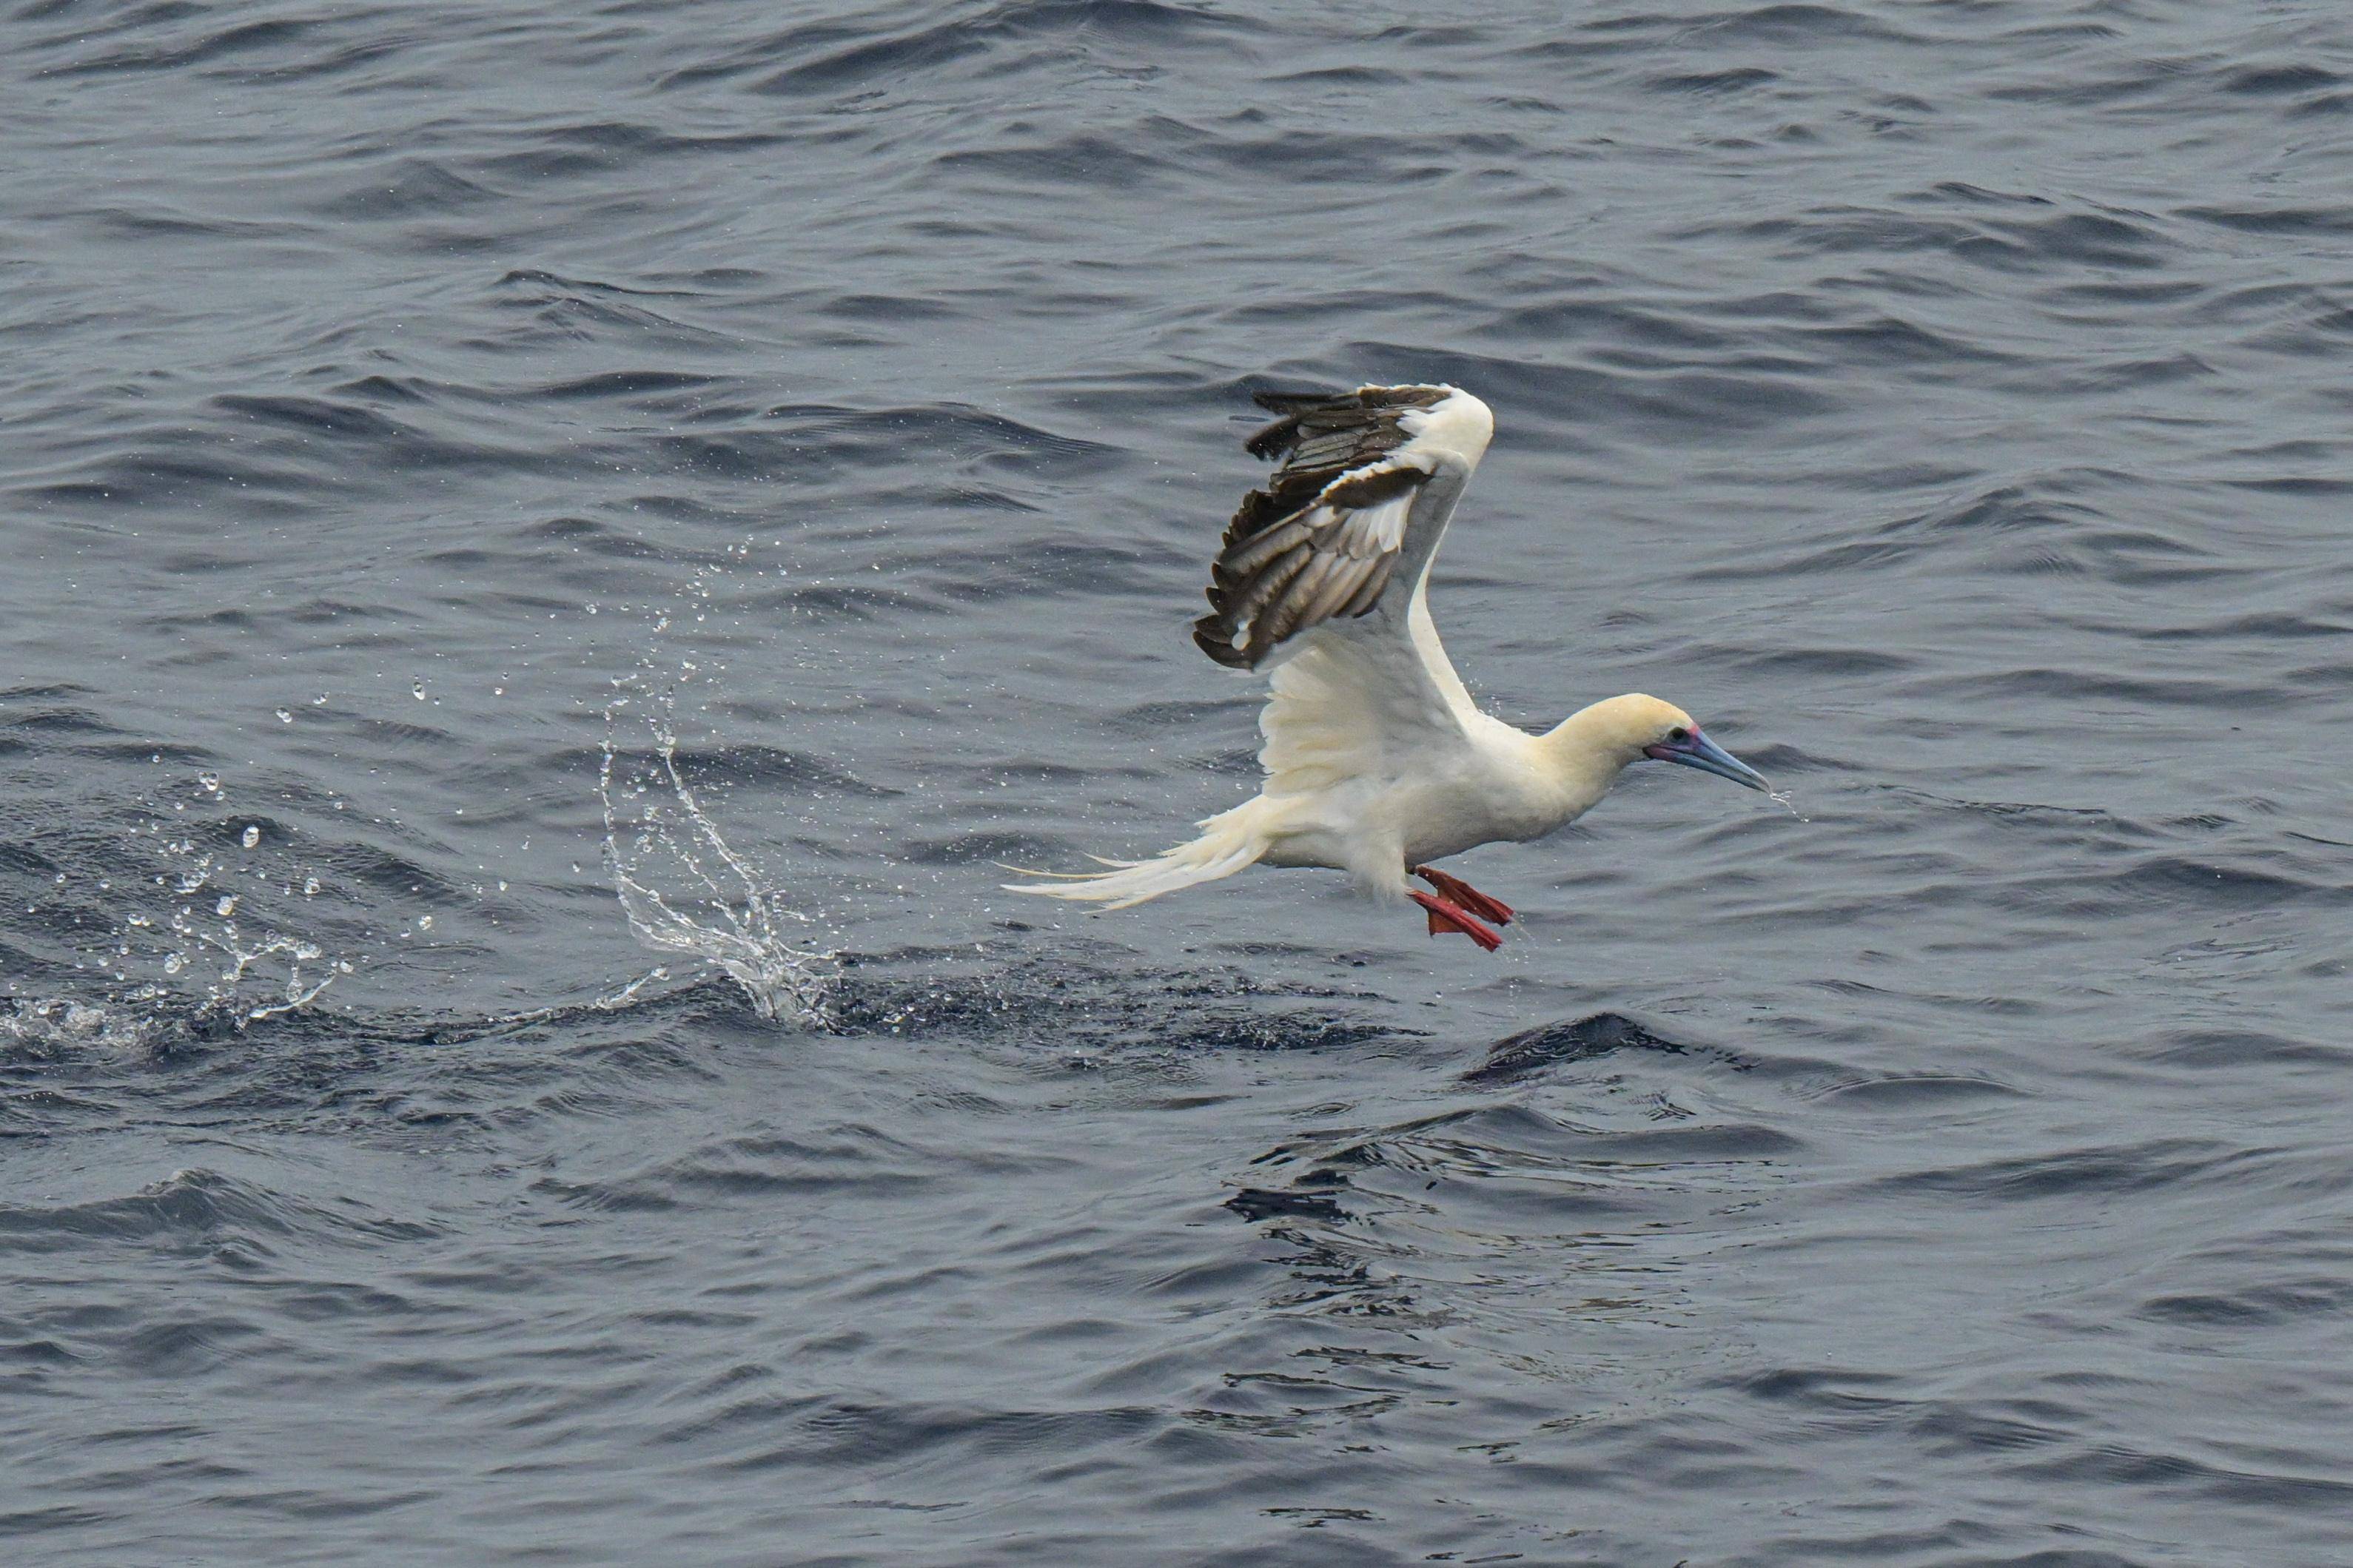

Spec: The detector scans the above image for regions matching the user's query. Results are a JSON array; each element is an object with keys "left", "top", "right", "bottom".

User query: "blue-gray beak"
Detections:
[{"left": 1644, "top": 728, "right": 1769, "bottom": 792}]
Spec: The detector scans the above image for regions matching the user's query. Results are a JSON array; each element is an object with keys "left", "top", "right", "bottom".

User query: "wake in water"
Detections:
[{"left": 599, "top": 684, "right": 834, "bottom": 1026}]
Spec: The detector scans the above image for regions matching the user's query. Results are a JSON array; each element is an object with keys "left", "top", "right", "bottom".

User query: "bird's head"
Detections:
[{"left": 1588, "top": 693, "right": 1770, "bottom": 792}]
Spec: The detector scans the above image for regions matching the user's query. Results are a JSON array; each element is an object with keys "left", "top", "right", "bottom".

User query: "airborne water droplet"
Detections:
[
  {"left": 216, "top": 895, "right": 237, "bottom": 917},
  {"left": 275, "top": 708, "right": 292, "bottom": 724},
  {"left": 241, "top": 824, "right": 261, "bottom": 849}
]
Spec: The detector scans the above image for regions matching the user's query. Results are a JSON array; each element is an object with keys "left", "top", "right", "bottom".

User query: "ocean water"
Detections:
[{"left": 4, "top": 1, "right": 2352, "bottom": 1563}]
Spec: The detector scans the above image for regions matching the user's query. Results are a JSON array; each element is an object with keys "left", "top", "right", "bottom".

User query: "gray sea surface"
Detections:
[{"left": 4, "top": 1, "right": 2352, "bottom": 1564}]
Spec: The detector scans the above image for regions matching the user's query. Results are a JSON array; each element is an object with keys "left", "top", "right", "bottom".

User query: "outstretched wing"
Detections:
[
  {"left": 1193, "top": 383, "right": 1494, "bottom": 671},
  {"left": 1194, "top": 383, "right": 1501, "bottom": 801}
]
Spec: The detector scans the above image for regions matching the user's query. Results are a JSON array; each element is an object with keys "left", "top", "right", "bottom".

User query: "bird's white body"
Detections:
[
  {"left": 1247, "top": 626, "right": 1622, "bottom": 890},
  {"left": 1007, "top": 383, "right": 1765, "bottom": 943}
]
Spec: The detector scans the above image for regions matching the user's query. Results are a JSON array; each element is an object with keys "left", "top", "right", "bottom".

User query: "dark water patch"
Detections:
[
  {"left": 1810, "top": 1074, "right": 2024, "bottom": 1108},
  {"left": 1489, "top": 297, "right": 1742, "bottom": 352},
  {"left": 1269, "top": 64, "right": 1411, "bottom": 87},
  {"left": 310, "top": 158, "right": 505, "bottom": 221},
  {"left": 2131, "top": 1027, "right": 2343, "bottom": 1069},
  {"left": 2139, "top": 1278, "right": 2353, "bottom": 1328},
  {"left": 1460, "top": 1011, "right": 1688, "bottom": 1085},
  {"left": 534, "top": 369, "right": 725, "bottom": 402},
  {"left": 936, "top": 132, "right": 1181, "bottom": 190},
  {"left": 1906, "top": 181, "right": 2055, "bottom": 210},
  {"left": 1732, "top": 1363, "right": 1907, "bottom": 1410},
  {"left": 1725, "top": 645, "right": 1919, "bottom": 679},
  {"left": 2221, "top": 62, "right": 2343, "bottom": 96},
  {"left": 705, "top": 0, "right": 1258, "bottom": 98},
  {"left": 824, "top": 949, "right": 1406, "bottom": 1057},
  {"left": 1875, "top": 1140, "right": 2252, "bottom": 1202},
  {"left": 1224, "top": 1185, "right": 1349, "bottom": 1223},
  {"left": 890, "top": 533, "right": 1173, "bottom": 605},
  {"left": 0, "top": 1168, "right": 438, "bottom": 1254},
  {"left": 1796, "top": 313, "right": 2013, "bottom": 369},
  {"left": 1650, "top": 67, "right": 1783, "bottom": 95},
  {"left": 64, "top": 206, "right": 317, "bottom": 246},
  {"left": 2180, "top": 204, "right": 2353, "bottom": 236},
  {"left": 30, "top": 13, "right": 322, "bottom": 78},
  {"left": 536, "top": 1128, "right": 961, "bottom": 1213},
  {"left": 1685, "top": 3, "right": 1924, "bottom": 45},
  {"left": 756, "top": 402, "right": 1116, "bottom": 477},
  {"left": 820, "top": 293, "right": 967, "bottom": 324},
  {"left": 492, "top": 267, "right": 705, "bottom": 300},
  {"left": 1984, "top": 61, "right": 2201, "bottom": 110}
]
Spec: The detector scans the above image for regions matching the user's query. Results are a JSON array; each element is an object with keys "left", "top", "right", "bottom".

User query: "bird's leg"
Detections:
[
  {"left": 1409, "top": 890, "right": 1503, "bottom": 953},
  {"left": 1412, "top": 865, "right": 1513, "bottom": 926}
]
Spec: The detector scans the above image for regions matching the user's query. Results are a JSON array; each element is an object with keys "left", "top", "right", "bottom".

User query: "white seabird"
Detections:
[{"left": 1007, "top": 383, "right": 1768, "bottom": 952}]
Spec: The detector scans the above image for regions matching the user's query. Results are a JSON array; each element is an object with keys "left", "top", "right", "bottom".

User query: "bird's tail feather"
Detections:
[{"left": 1002, "top": 800, "right": 1280, "bottom": 912}]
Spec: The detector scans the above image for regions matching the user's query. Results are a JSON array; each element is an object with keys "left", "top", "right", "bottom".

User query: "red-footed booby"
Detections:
[{"left": 1007, "top": 383, "right": 1768, "bottom": 952}]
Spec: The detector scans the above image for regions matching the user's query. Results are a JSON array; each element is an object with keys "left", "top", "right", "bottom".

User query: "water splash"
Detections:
[
  {"left": 142, "top": 873, "right": 346, "bottom": 1029},
  {"left": 1766, "top": 787, "right": 1809, "bottom": 821},
  {"left": 90, "top": 769, "right": 356, "bottom": 1031},
  {"left": 0, "top": 995, "right": 159, "bottom": 1054},
  {"left": 599, "top": 689, "right": 834, "bottom": 1026},
  {"left": 178, "top": 923, "right": 343, "bottom": 1023}
]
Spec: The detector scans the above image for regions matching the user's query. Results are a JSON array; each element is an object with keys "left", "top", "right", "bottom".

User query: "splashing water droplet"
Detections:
[
  {"left": 163, "top": 953, "right": 185, "bottom": 975},
  {"left": 241, "top": 825, "right": 261, "bottom": 849},
  {"left": 303, "top": 876, "right": 320, "bottom": 896},
  {"left": 275, "top": 708, "right": 292, "bottom": 724},
  {"left": 215, "top": 895, "right": 238, "bottom": 918},
  {"left": 417, "top": 915, "right": 433, "bottom": 932},
  {"left": 598, "top": 684, "right": 833, "bottom": 1026},
  {"left": 412, "top": 681, "right": 426, "bottom": 701}
]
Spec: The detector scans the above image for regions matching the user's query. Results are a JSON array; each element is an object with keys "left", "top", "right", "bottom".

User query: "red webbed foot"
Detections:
[
  {"left": 1409, "top": 890, "right": 1503, "bottom": 952},
  {"left": 1412, "top": 865, "right": 1513, "bottom": 926}
]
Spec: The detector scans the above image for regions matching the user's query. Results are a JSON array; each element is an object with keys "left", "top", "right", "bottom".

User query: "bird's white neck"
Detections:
[{"left": 1529, "top": 697, "right": 1654, "bottom": 826}]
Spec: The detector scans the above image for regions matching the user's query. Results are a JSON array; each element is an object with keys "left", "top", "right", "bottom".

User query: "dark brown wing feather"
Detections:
[{"left": 1192, "top": 385, "right": 1449, "bottom": 670}]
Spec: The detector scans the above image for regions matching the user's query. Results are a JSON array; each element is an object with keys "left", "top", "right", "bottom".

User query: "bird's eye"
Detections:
[{"left": 1668, "top": 726, "right": 1690, "bottom": 744}]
